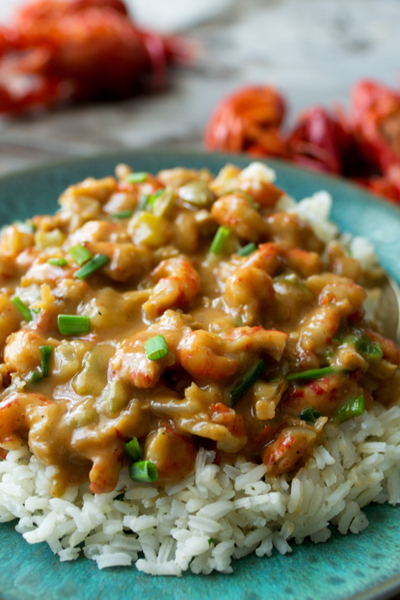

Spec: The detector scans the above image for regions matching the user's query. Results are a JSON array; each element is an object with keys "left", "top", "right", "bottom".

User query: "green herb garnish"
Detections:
[
  {"left": 68, "top": 244, "right": 92, "bottom": 266},
  {"left": 145, "top": 335, "right": 169, "bottom": 361},
  {"left": 48, "top": 258, "right": 68, "bottom": 267},
  {"left": 332, "top": 396, "right": 365, "bottom": 424},
  {"left": 237, "top": 243, "right": 257, "bottom": 257},
  {"left": 287, "top": 366, "right": 338, "bottom": 382},
  {"left": 210, "top": 226, "right": 231, "bottom": 255},
  {"left": 127, "top": 172, "right": 148, "bottom": 184},
  {"left": 40, "top": 346, "right": 53, "bottom": 378},
  {"left": 300, "top": 407, "right": 322, "bottom": 424},
  {"left": 111, "top": 210, "right": 134, "bottom": 219},
  {"left": 12, "top": 297, "right": 33, "bottom": 322},
  {"left": 230, "top": 359, "right": 265, "bottom": 406},
  {"left": 129, "top": 461, "right": 158, "bottom": 483},
  {"left": 58, "top": 315, "right": 91, "bottom": 336},
  {"left": 124, "top": 437, "right": 142, "bottom": 462},
  {"left": 30, "top": 370, "right": 42, "bottom": 384},
  {"left": 148, "top": 189, "right": 164, "bottom": 209},
  {"left": 74, "top": 254, "right": 109, "bottom": 280}
]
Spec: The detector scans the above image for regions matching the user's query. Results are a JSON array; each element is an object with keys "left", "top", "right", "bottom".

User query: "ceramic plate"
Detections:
[{"left": 1, "top": 151, "right": 400, "bottom": 600}]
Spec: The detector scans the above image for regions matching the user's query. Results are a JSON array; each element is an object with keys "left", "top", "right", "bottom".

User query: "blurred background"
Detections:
[{"left": 0, "top": 0, "right": 399, "bottom": 184}]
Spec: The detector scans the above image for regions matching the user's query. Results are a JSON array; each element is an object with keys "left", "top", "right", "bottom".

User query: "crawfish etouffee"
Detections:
[{"left": 0, "top": 161, "right": 399, "bottom": 507}]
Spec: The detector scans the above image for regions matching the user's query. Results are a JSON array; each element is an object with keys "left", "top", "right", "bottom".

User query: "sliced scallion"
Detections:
[
  {"left": 129, "top": 460, "right": 158, "bottom": 483},
  {"left": 74, "top": 254, "right": 109, "bottom": 280},
  {"left": 148, "top": 189, "right": 164, "bottom": 209},
  {"left": 30, "top": 370, "right": 42, "bottom": 384},
  {"left": 210, "top": 226, "right": 231, "bottom": 255},
  {"left": 40, "top": 345, "right": 53, "bottom": 378},
  {"left": 332, "top": 396, "right": 365, "bottom": 424},
  {"left": 111, "top": 210, "right": 133, "bottom": 219},
  {"left": 12, "top": 297, "right": 32, "bottom": 322},
  {"left": 300, "top": 407, "right": 322, "bottom": 424},
  {"left": 48, "top": 258, "right": 68, "bottom": 267},
  {"left": 137, "top": 195, "right": 149, "bottom": 212},
  {"left": 68, "top": 244, "right": 92, "bottom": 266},
  {"left": 237, "top": 242, "right": 257, "bottom": 257},
  {"left": 124, "top": 437, "right": 142, "bottom": 462},
  {"left": 58, "top": 315, "right": 90, "bottom": 336},
  {"left": 145, "top": 335, "right": 169, "bottom": 361},
  {"left": 230, "top": 359, "right": 265, "bottom": 406},
  {"left": 359, "top": 339, "right": 383, "bottom": 360},
  {"left": 127, "top": 172, "right": 148, "bottom": 184},
  {"left": 287, "top": 366, "right": 337, "bottom": 382}
]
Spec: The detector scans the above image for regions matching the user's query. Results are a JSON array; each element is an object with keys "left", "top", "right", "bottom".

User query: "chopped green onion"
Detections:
[
  {"left": 287, "top": 366, "right": 338, "bottom": 382},
  {"left": 333, "top": 329, "right": 347, "bottom": 344},
  {"left": 31, "top": 308, "right": 40, "bottom": 314},
  {"left": 137, "top": 195, "right": 149, "bottom": 212},
  {"left": 333, "top": 396, "right": 365, "bottom": 424},
  {"left": 129, "top": 460, "right": 158, "bottom": 483},
  {"left": 114, "top": 493, "right": 125, "bottom": 501},
  {"left": 111, "top": 210, "right": 133, "bottom": 219},
  {"left": 208, "top": 538, "right": 214, "bottom": 547},
  {"left": 127, "top": 172, "right": 148, "bottom": 183},
  {"left": 124, "top": 437, "right": 142, "bottom": 462},
  {"left": 74, "top": 254, "right": 109, "bottom": 280},
  {"left": 145, "top": 335, "right": 169, "bottom": 361},
  {"left": 237, "top": 243, "right": 257, "bottom": 257},
  {"left": 210, "top": 226, "right": 231, "bottom": 254},
  {"left": 148, "top": 189, "right": 164, "bottom": 209},
  {"left": 230, "top": 359, "right": 266, "bottom": 406},
  {"left": 68, "top": 244, "right": 92, "bottom": 266},
  {"left": 48, "top": 258, "right": 68, "bottom": 267},
  {"left": 58, "top": 315, "right": 90, "bottom": 336},
  {"left": 358, "top": 339, "right": 383, "bottom": 360},
  {"left": 12, "top": 297, "right": 33, "bottom": 322},
  {"left": 300, "top": 407, "right": 322, "bottom": 424},
  {"left": 30, "top": 370, "right": 42, "bottom": 384},
  {"left": 335, "top": 328, "right": 383, "bottom": 361},
  {"left": 40, "top": 346, "right": 53, "bottom": 378}
]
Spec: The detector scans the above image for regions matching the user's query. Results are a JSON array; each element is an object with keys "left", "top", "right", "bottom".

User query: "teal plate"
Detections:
[{"left": 1, "top": 151, "right": 400, "bottom": 600}]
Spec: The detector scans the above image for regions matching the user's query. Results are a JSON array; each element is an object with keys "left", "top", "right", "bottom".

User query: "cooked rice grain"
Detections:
[{"left": 1, "top": 401, "right": 400, "bottom": 576}]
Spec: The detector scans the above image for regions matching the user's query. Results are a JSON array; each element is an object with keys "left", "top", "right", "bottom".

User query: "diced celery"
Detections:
[{"left": 35, "top": 229, "right": 65, "bottom": 249}]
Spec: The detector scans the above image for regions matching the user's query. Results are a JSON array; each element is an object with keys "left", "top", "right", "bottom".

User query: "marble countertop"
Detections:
[{"left": 0, "top": 0, "right": 399, "bottom": 174}]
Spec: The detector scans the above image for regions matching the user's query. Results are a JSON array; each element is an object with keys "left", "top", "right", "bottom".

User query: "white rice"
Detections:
[
  {"left": 1, "top": 402, "right": 400, "bottom": 575},
  {"left": 0, "top": 172, "right": 395, "bottom": 574}
]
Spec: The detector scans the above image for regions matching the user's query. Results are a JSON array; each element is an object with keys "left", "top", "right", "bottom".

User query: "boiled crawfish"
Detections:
[
  {"left": 205, "top": 79, "right": 400, "bottom": 205},
  {"left": 0, "top": 0, "right": 189, "bottom": 114},
  {"left": 204, "top": 85, "right": 288, "bottom": 158}
]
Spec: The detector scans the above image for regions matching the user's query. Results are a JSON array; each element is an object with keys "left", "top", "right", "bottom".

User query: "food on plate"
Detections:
[
  {"left": 0, "top": 161, "right": 399, "bottom": 575},
  {"left": 205, "top": 80, "right": 400, "bottom": 204},
  {"left": 0, "top": 0, "right": 190, "bottom": 114}
]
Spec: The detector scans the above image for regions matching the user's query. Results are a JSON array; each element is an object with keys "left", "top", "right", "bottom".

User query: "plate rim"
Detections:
[{"left": 1, "top": 147, "right": 400, "bottom": 221}]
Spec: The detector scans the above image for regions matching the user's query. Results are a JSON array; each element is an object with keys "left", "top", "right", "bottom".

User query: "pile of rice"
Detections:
[
  {"left": 0, "top": 181, "right": 398, "bottom": 576},
  {"left": 1, "top": 404, "right": 400, "bottom": 575}
]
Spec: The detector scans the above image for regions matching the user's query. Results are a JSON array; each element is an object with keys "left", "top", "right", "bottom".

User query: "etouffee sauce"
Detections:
[{"left": 0, "top": 162, "right": 398, "bottom": 497}]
